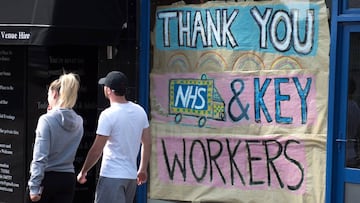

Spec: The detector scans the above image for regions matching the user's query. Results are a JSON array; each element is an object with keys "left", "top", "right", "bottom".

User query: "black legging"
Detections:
[{"left": 27, "top": 171, "right": 75, "bottom": 203}]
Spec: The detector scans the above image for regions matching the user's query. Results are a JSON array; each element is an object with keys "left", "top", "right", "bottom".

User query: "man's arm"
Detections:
[
  {"left": 77, "top": 135, "right": 108, "bottom": 184},
  {"left": 137, "top": 127, "right": 151, "bottom": 185}
]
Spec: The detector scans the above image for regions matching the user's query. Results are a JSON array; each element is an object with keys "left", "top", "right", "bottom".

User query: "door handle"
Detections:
[
  {"left": 336, "top": 138, "right": 357, "bottom": 142},
  {"left": 335, "top": 136, "right": 358, "bottom": 152},
  {"left": 335, "top": 135, "right": 346, "bottom": 152},
  {"left": 336, "top": 139, "right": 347, "bottom": 142}
]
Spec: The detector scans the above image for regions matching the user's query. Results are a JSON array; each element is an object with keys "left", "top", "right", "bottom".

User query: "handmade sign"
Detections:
[{"left": 150, "top": 1, "right": 329, "bottom": 202}]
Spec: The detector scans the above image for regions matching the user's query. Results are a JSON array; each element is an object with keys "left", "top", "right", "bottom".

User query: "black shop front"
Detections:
[{"left": 0, "top": 0, "right": 139, "bottom": 202}]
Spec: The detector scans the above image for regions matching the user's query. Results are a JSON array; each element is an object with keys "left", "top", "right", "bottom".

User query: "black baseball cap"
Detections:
[{"left": 98, "top": 71, "right": 128, "bottom": 94}]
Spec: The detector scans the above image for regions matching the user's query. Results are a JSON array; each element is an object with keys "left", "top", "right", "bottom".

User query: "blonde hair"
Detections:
[{"left": 49, "top": 73, "right": 80, "bottom": 108}]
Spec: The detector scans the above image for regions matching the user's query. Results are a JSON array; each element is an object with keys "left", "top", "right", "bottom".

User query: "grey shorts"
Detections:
[{"left": 95, "top": 176, "right": 137, "bottom": 203}]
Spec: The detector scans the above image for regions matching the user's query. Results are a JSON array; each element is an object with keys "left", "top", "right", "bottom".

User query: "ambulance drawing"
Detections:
[{"left": 169, "top": 74, "right": 226, "bottom": 127}]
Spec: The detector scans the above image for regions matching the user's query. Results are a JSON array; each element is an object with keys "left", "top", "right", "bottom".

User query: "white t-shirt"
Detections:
[{"left": 96, "top": 102, "right": 149, "bottom": 179}]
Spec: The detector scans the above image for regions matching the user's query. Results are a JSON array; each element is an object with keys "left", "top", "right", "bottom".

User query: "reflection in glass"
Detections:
[
  {"left": 346, "top": 33, "right": 360, "bottom": 168},
  {"left": 345, "top": 183, "right": 360, "bottom": 203},
  {"left": 349, "top": 0, "right": 360, "bottom": 8}
]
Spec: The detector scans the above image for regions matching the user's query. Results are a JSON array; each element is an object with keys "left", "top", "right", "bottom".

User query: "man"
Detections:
[{"left": 77, "top": 71, "right": 151, "bottom": 203}]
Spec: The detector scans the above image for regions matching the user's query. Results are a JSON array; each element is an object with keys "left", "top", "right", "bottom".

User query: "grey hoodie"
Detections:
[{"left": 28, "top": 108, "right": 83, "bottom": 195}]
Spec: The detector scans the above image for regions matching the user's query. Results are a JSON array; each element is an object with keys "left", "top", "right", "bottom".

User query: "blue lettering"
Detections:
[
  {"left": 174, "top": 84, "right": 207, "bottom": 110},
  {"left": 254, "top": 78, "right": 272, "bottom": 123},
  {"left": 293, "top": 77, "right": 311, "bottom": 124},
  {"left": 274, "top": 78, "right": 292, "bottom": 124}
]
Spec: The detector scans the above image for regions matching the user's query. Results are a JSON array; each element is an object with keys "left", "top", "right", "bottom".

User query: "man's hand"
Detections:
[
  {"left": 77, "top": 172, "right": 87, "bottom": 184},
  {"left": 137, "top": 171, "right": 148, "bottom": 185}
]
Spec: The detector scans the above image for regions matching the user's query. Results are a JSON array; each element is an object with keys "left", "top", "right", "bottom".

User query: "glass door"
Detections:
[
  {"left": 332, "top": 25, "right": 360, "bottom": 203},
  {"left": 343, "top": 27, "right": 360, "bottom": 203}
]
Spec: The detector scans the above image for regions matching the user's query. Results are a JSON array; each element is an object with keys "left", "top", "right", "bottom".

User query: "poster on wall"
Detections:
[
  {"left": 26, "top": 46, "right": 99, "bottom": 203},
  {"left": 46, "top": 47, "right": 98, "bottom": 203},
  {"left": 0, "top": 46, "right": 26, "bottom": 203},
  {"left": 149, "top": 1, "right": 330, "bottom": 202}
]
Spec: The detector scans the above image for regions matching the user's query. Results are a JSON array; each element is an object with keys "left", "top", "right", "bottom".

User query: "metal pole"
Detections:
[{"left": 137, "top": 0, "right": 150, "bottom": 202}]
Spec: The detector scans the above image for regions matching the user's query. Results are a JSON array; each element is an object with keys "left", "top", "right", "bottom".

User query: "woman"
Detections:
[{"left": 27, "top": 73, "right": 83, "bottom": 203}]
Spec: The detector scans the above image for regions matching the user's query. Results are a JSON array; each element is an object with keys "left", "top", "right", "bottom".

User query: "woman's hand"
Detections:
[{"left": 30, "top": 194, "right": 41, "bottom": 202}]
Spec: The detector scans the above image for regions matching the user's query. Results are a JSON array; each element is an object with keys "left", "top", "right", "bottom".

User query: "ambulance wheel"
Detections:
[
  {"left": 198, "top": 117, "right": 206, "bottom": 127},
  {"left": 175, "top": 113, "right": 182, "bottom": 124}
]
